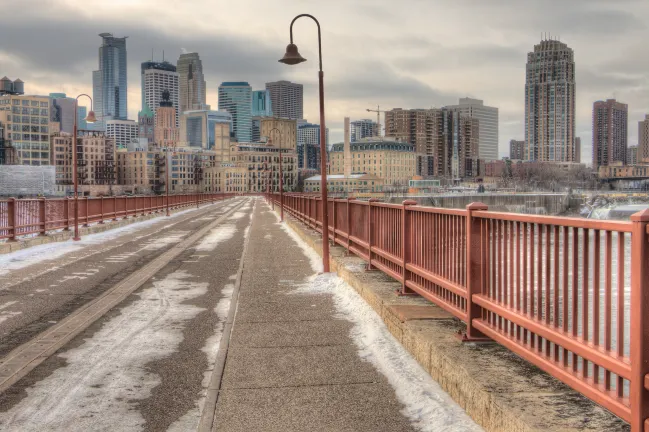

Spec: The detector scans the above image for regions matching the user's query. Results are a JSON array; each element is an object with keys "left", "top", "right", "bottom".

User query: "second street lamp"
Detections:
[
  {"left": 280, "top": 13, "right": 330, "bottom": 272},
  {"left": 268, "top": 127, "right": 285, "bottom": 221}
]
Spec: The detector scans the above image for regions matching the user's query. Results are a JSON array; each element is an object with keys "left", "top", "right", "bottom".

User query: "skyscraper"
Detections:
[
  {"left": 154, "top": 90, "right": 179, "bottom": 148},
  {"left": 509, "top": 139, "right": 525, "bottom": 160},
  {"left": 49, "top": 93, "right": 77, "bottom": 134},
  {"left": 179, "top": 110, "right": 232, "bottom": 149},
  {"left": 265, "top": 80, "right": 303, "bottom": 119},
  {"left": 592, "top": 99, "right": 627, "bottom": 169},
  {"left": 638, "top": 115, "right": 649, "bottom": 163},
  {"left": 218, "top": 82, "right": 252, "bottom": 143},
  {"left": 141, "top": 60, "right": 179, "bottom": 127},
  {"left": 350, "top": 119, "right": 378, "bottom": 142},
  {"left": 138, "top": 103, "right": 155, "bottom": 143},
  {"left": 524, "top": 39, "right": 576, "bottom": 162},
  {"left": 252, "top": 90, "right": 272, "bottom": 117},
  {"left": 92, "top": 33, "right": 128, "bottom": 129},
  {"left": 177, "top": 53, "right": 208, "bottom": 114},
  {"left": 575, "top": 137, "right": 581, "bottom": 163},
  {"left": 106, "top": 119, "right": 138, "bottom": 149},
  {"left": 445, "top": 98, "right": 498, "bottom": 161},
  {"left": 297, "top": 122, "right": 329, "bottom": 170}
]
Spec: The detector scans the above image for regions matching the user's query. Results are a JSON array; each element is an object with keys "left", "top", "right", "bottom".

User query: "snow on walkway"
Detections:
[
  {"left": 276, "top": 207, "right": 483, "bottom": 432},
  {"left": 0, "top": 270, "right": 211, "bottom": 432}
]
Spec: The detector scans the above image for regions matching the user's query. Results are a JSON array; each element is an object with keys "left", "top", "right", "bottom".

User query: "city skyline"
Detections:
[{"left": 2, "top": 1, "right": 649, "bottom": 162}]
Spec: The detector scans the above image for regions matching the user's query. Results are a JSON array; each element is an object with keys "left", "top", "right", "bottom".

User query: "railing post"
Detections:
[
  {"left": 630, "top": 209, "right": 649, "bottom": 431},
  {"left": 7, "top": 198, "right": 17, "bottom": 241},
  {"left": 113, "top": 197, "right": 118, "bottom": 221},
  {"left": 332, "top": 199, "right": 337, "bottom": 246},
  {"left": 346, "top": 197, "right": 354, "bottom": 254},
  {"left": 464, "top": 202, "right": 489, "bottom": 341},
  {"left": 64, "top": 197, "right": 70, "bottom": 231},
  {"left": 99, "top": 196, "right": 105, "bottom": 224},
  {"left": 399, "top": 200, "right": 417, "bottom": 295},
  {"left": 39, "top": 197, "right": 46, "bottom": 235},
  {"left": 367, "top": 198, "right": 379, "bottom": 270},
  {"left": 84, "top": 197, "right": 89, "bottom": 227}
]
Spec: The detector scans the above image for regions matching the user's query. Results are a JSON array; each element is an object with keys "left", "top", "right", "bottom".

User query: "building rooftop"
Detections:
[
  {"left": 220, "top": 82, "right": 251, "bottom": 87},
  {"left": 330, "top": 139, "right": 414, "bottom": 152},
  {"left": 306, "top": 173, "right": 380, "bottom": 181}
]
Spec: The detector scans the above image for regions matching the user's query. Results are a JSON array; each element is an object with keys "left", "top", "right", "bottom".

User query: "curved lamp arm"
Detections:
[
  {"left": 289, "top": 14, "right": 322, "bottom": 71},
  {"left": 75, "top": 93, "right": 93, "bottom": 110}
]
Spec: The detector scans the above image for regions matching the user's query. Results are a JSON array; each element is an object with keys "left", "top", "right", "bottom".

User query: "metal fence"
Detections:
[
  {"left": 0, "top": 193, "right": 235, "bottom": 240},
  {"left": 272, "top": 193, "right": 649, "bottom": 430}
]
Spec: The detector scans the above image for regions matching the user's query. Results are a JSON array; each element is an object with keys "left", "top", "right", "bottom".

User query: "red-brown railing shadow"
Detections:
[
  {"left": 271, "top": 192, "right": 649, "bottom": 430},
  {"left": 1, "top": 193, "right": 235, "bottom": 241}
]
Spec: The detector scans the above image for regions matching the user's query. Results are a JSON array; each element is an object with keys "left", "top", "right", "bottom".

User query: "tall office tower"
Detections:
[
  {"left": 445, "top": 98, "right": 498, "bottom": 161},
  {"left": 0, "top": 94, "right": 50, "bottom": 165},
  {"left": 592, "top": 99, "right": 628, "bottom": 169},
  {"left": 265, "top": 80, "right": 303, "bottom": 119},
  {"left": 218, "top": 82, "right": 252, "bottom": 143},
  {"left": 350, "top": 119, "right": 378, "bottom": 142},
  {"left": 509, "top": 139, "right": 525, "bottom": 160},
  {"left": 106, "top": 119, "right": 138, "bottom": 149},
  {"left": 179, "top": 110, "right": 232, "bottom": 149},
  {"left": 155, "top": 90, "right": 179, "bottom": 147},
  {"left": 141, "top": 60, "right": 179, "bottom": 127},
  {"left": 92, "top": 33, "right": 128, "bottom": 130},
  {"left": 638, "top": 115, "right": 649, "bottom": 163},
  {"left": 524, "top": 39, "right": 576, "bottom": 162},
  {"left": 297, "top": 122, "right": 329, "bottom": 170},
  {"left": 77, "top": 106, "right": 88, "bottom": 130},
  {"left": 49, "top": 93, "right": 77, "bottom": 134},
  {"left": 575, "top": 137, "right": 581, "bottom": 163},
  {"left": 252, "top": 90, "right": 273, "bottom": 117},
  {"left": 138, "top": 103, "right": 155, "bottom": 143},
  {"left": 178, "top": 53, "right": 208, "bottom": 114}
]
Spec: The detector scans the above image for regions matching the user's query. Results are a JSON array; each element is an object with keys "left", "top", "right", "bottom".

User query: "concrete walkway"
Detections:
[{"left": 211, "top": 201, "right": 480, "bottom": 432}]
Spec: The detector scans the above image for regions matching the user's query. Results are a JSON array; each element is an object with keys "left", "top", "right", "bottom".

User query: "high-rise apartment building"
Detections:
[
  {"left": 141, "top": 60, "right": 179, "bottom": 127},
  {"left": 592, "top": 99, "right": 627, "bottom": 169},
  {"left": 180, "top": 110, "right": 232, "bottom": 149},
  {"left": 177, "top": 53, "right": 209, "bottom": 114},
  {"left": 154, "top": 90, "right": 179, "bottom": 147},
  {"left": 297, "top": 122, "right": 329, "bottom": 170},
  {"left": 49, "top": 93, "right": 77, "bottom": 134},
  {"left": 265, "top": 80, "right": 303, "bottom": 119},
  {"left": 575, "top": 137, "right": 581, "bottom": 163},
  {"left": 445, "top": 98, "right": 498, "bottom": 161},
  {"left": 218, "top": 82, "right": 252, "bottom": 143},
  {"left": 252, "top": 90, "right": 272, "bottom": 117},
  {"left": 350, "top": 119, "right": 378, "bottom": 142},
  {"left": 92, "top": 33, "right": 128, "bottom": 129},
  {"left": 0, "top": 94, "right": 51, "bottom": 165},
  {"left": 510, "top": 139, "right": 525, "bottom": 160},
  {"left": 638, "top": 115, "right": 649, "bottom": 163},
  {"left": 106, "top": 119, "right": 138, "bottom": 149},
  {"left": 524, "top": 39, "right": 576, "bottom": 162},
  {"left": 628, "top": 145, "right": 638, "bottom": 165}
]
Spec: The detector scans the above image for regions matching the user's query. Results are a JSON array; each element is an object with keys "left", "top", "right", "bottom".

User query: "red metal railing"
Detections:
[
  {"left": 0, "top": 193, "right": 235, "bottom": 241},
  {"left": 272, "top": 193, "right": 649, "bottom": 430}
]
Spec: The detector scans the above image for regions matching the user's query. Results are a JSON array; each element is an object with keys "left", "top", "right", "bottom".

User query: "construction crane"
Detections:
[{"left": 366, "top": 105, "right": 386, "bottom": 139}]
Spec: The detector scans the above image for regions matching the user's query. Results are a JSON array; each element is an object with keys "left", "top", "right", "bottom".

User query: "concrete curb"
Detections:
[
  {"left": 0, "top": 202, "right": 225, "bottom": 255},
  {"left": 279, "top": 210, "right": 628, "bottom": 432}
]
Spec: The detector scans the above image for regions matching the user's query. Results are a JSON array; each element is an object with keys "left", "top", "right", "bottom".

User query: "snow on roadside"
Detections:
[
  {"left": 195, "top": 225, "right": 237, "bottom": 252},
  {"left": 0, "top": 200, "right": 237, "bottom": 276},
  {"left": 0, "top": 270, "right": 209, "bottom": 432},
  {"left": 277, "top": 202, "right": 482, "bottom": 432}
]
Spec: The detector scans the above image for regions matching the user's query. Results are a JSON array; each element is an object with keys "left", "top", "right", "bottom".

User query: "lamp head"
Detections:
[
  {"left": 85, "top": 110, "right": 97, "bottom": 123},
  {"left": 279, "top": 43, "right": 306, "bottom": 65}
]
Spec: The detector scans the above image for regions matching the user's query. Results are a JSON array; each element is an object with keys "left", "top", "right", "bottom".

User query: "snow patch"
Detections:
[
  {"left": 195, "top": 225, "right": 237, "bottom": 252},
  {"left": 291, "top": 273, "right": 481, "bottom": 432},
  {"left": 0, "top": 270, "right": 209, "bottom": 431}
]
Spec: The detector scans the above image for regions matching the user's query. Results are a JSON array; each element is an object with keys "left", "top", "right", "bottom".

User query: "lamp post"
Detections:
[
  {"left": 280, "top": 13, "right": 330, "bottom": 272},
  {"left": 268, "top": 127, "right": 285, "bottom": 221},
  {"left": 72, "top": 94, "right": 96, "bottom": 241}
]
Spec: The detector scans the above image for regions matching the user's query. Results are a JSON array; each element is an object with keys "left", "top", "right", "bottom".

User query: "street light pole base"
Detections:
[{"left": 73, "top": 237, "right": 81, "bottom": 241}]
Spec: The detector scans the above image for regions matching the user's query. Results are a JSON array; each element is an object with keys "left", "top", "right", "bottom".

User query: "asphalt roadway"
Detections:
[{"left": 0, "top": 196, "right": 477, "bottom": 431}]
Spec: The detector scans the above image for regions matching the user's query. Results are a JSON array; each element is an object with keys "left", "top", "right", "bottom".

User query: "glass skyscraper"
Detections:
[
  {"left": 218, "top": 82, "right": 252, "bottom": 143},
  {"left": 252, "top": 90, "right": 272, "bottom": 117},
  {"left": 92, "top": 33, "right": 128, "bottom": 130}
]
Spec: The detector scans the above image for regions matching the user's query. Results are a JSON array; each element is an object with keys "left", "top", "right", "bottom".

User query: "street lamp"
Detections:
[
  {"left": 268, "top": 127, "right": 285, "bottom": 221},
  {"left": 72, "top": 94, "right": 96, "bottom": 241},
  {"left": 280, "top": 13, "right": 330, "bottom": 272}
]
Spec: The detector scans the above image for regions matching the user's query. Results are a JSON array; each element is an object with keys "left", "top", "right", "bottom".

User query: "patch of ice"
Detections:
[
  {"left": 195, "top": 225, "right": 237, "bottom": 252},
  {"left": 0, "top": 270, "right": 208, "bottom": 431}
]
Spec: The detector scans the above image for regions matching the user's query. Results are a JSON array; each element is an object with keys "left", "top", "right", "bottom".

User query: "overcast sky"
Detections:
[{"left": 2, "top": 0, "right": 648, "bottom": 162}]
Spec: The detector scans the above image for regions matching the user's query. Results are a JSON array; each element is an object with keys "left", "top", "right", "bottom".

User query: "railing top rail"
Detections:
[
  {"left": 370, "top": 202, "right": 403, "bottom": 210},
  {"left": 409, "top": 206, "right": 467, "bottom": 216},
  {"left": 472, "top": 210, "right": 633, "bottom": 232}
]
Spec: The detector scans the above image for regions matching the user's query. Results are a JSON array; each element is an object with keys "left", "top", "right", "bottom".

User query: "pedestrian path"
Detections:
[{"left": 210, "top": 201, "right": 481, "bottom": 432}]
